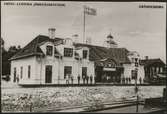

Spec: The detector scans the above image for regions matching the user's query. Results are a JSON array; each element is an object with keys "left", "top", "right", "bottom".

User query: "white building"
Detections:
[
  {"left": 10, "top": 29, "right": 145, "bottom": 85},
  {"left": 10, "top": 28, "right": 95, "bottom": 85},
  {"left": 123, "top": 51, "right": 145, "bottom": 84}
]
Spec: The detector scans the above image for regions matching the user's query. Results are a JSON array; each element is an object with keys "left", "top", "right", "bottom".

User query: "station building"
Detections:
[{"left": 10, "top": 28, "right": 145, "bottom": 85}]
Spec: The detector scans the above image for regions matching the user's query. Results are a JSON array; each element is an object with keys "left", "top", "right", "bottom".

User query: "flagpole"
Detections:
[{"left": 83, "top": 5, "right": 86, "bottom": 43}]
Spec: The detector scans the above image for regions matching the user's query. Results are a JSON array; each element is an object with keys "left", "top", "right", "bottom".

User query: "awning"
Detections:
[
  {"left": 153, "top": 74, "right": 166, "bottom": 78},
  {"left": 157, "top": 74, "right": 166, "bottom": 78}
]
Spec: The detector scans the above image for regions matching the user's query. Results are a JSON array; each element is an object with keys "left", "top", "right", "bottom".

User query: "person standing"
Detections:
[
  {"left": 66, "top": 74, "right": 69, "bottom": 84},
  {"left": 94, "top": 75, "right": 96, "bottom": 84},
  {"left": 86, "top": 75, "right": 89, "bottom": 85},
  {"left": 90, "top": 74, "right": 93, "bottom": 84},
  {"left": 129, "top": 77, "right": 131, "bottom": 84},
  {"left": 126, "top": 77, "right": 129, "bottom": 84},
  {"left": 139, "top": 77, "right": 142, "bottom": 85},
  {"left": 71, "top": 74, "right": 74, "bottom": 85},
  {"left": 16, "top": 74, "right": 19, "bottom": 83},
  {"left": 68, "top": 74, "right": 71, "bottom": 84},
  {"left": 122, "top": 77, "right": 125, "bottom": 84},
  {"left": 83, "top": 75, "right": 86, "bottom": 84},
  {"left": 77, "top": 74, "right": 81, "bottom": 85}
]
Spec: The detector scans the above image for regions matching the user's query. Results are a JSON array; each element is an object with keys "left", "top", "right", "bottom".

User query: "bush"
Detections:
[{"left": 84, "top": 97, "right": 105, "bottom": 111}]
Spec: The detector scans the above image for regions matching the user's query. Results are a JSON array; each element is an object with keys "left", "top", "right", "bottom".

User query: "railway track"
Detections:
[{"left": 33, "top": 98, "right": 145, "bottom": 112}]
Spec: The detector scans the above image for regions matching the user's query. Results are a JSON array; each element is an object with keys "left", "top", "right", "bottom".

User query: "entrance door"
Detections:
[
  {"left": 64, "top": 66, "right": 72, "bottom": 79},
  {"left": 45, "top": 65, "right": 52, "bottom": 83},
  {"left": 82, "top": 67, "right": 87, "bottom": 77}
]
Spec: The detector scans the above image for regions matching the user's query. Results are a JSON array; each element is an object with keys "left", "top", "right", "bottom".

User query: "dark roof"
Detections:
[
  {"left": 10, "top": 35, "right": 63, "bottom": 60},
  {"left": 74, "top": 43, "right": 130, "bottom": 64},
  {"left": 140, "top": 58, "right": 165, "bottom": 67},
  {"left": 10, "top": 35, "right": 130, "bottom": 64}
]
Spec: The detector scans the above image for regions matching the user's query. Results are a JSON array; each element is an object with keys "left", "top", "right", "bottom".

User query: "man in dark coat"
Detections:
[
  {"left": 71, "top": 74, "right": 74, "bottom": 85},
  {"left": 77, "top": 74, "right": 81, "bottom": 84},
  {"left": 90, "top": 75, "right": 93, "bottom": 84},
  {"left": 86, "top": 75, "right": 89, "bottom": 84}
]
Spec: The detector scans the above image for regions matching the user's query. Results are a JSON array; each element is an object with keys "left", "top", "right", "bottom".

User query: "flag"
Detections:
[{"left": 84, "top": 6, "right": 96, "bottom": 16}]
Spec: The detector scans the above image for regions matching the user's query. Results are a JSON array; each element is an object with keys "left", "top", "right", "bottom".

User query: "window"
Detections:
[
  {"left": 154, "top": 67, "right": 156, "bottom": 73},
  {"left": 64, "top": 66, "right": 72, "bottom": 79},
  {"left": 135, "top": 58, "right": 138, "bottom": 62},
  {"left": 45, "top": 65, "right": 52, "bottom": 83},
  {"left": 83, "top": 50, "right": 88, "bottom": 59},
  {"left": 64, "top": 48, "right": 73, "bottom": 57},
  {"left": 160, "top": 67, "right": 163, "bottom": 73},
  {"left": 54, "top": 47, "right": 58, "bottom": 55},
  {"left": 156, "top": 67, "right": 159, "bottom": 73},
  {"left": 158, "top": 67, "right": 161, "bottom": 73},
  {"left": 20, "top": 67, "right": 23, "bottom": 79},
  {"left": 152, "top": 67, "right": 154, "bottom": 72},
  {"left": 46, "top": 45, "right": 53, "bottom": 56},
  {"left": 28, "top": 65, "right": 31, "bottom": 78}
]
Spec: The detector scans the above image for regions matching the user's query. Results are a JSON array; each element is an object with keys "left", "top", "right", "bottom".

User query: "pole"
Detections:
[
  {"left": 40, "top": 55, "right": 42, "bottom": 85},
  {"left": 135, "top": 71, "right": 138, "bottom": 113},
  {"left": 83, "top": 5, "right": 86, "bottom": 43},
  {"left": 58, "top": 56, "right": 60, "bottom": 84}
]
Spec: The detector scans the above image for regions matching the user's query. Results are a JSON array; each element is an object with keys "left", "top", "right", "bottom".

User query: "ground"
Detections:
[
  {"left": 1, "top": 80, "right": 165, "bottom": 112},
  {"left": 94, "top": 105, "right": 163, "bottom": 113}
]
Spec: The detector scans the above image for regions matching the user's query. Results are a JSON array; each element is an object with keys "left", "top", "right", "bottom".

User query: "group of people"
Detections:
[
  {"left": 102, "top": 75, "right": 120, "bottom": 83},
  {"left": 65, "top": 74, "right": 94, "bottom": 84},
  {"left": 65, "top": 74, "right": 74, "bottom": 84},
  {"left": 121, "top": 77, "right": 143, "bottom": 84}
]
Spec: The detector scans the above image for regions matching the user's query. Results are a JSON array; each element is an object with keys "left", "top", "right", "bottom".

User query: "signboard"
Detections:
[
  {"left": 103, "top": 67, "right": 116, "bottom": 71},
  {"left": 54, "top": 40, "right": 64, "bottom": 46}
]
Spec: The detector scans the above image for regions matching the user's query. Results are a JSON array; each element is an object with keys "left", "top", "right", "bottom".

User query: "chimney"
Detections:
[
  {"left": 145, "top": 56, "right": 149, "bottom": 60},
  {"left": 48, "top": 28, "right": 56, "bottom": 39},
  {"left": 72, "top": 34, "right": 79, "bottom": 43}
]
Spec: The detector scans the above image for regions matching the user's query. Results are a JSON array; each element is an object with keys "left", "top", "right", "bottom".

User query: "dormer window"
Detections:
[
  {"left": 54, "top": 47, "right": 58, "bottom": 56},
  {"left": 64, "top": 48, "right": 73, "bottom": 57},
  {"left": 83, "top": 50, "right": 88, "bottom": 59},
  {"left": 131, "top": 58, "right": 135, "bottom": 63},
  {"left": 135, "top": 58, "right": 138, "bottom": 62},
  {"left": 46, "top": 45, "right": 53, "bottom": 56}
]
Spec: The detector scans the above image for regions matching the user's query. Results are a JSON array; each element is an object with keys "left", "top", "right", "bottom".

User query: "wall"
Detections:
[
  {"left": 10, "top": 56, "right": 37, "bottom": 84},
  {"left": 123, "top": 63, "right": 145, "bottom": 84},
  {"left": 37, "top": 41, "right": 95, "bottom": 85}
]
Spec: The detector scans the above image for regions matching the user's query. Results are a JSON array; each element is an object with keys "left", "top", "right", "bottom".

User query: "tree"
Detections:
[{"left": 2, "top": 44, "right": 22, "bottom": 79}]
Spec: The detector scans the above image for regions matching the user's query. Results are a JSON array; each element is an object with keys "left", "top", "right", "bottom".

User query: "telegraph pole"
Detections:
[
  {"left": 135, "top": 68, "right": 139, "bottom": 113},
  {"left": 83, "top": 5, "right": 86, "bottom": 43},
  {"left": 58, "top": 55, "right": 60, "bottom": 84}
]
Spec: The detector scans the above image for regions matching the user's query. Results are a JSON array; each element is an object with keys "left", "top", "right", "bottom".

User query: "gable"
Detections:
[
  {"left": 10, "top": 35, "right": 63, "bottom": 60},
  {"left": 140, "top": 59, "right": 165, "bottom": 67}
]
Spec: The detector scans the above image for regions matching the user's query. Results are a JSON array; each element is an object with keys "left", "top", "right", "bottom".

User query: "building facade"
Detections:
[
  {"left": 10, "top": 30, "right": 95, "bottom": 85},
  {"left": 10, "top": 29, "right": 146, "bottom": 85},
  {"left": 140, "top": 57, "right": 166, "bottom": 84}
]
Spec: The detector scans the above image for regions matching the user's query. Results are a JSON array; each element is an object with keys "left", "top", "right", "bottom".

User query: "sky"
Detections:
[{"left": 1, "top": 1, "right": 166, "bottom": 63}]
